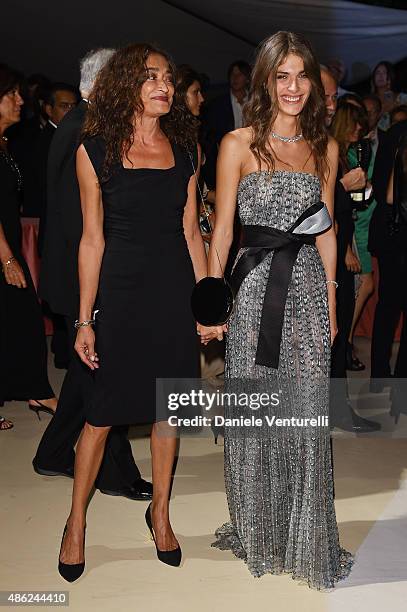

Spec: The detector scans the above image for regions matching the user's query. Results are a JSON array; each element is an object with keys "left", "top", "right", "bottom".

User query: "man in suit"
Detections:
[
  {"left": 369, "top": 119, "right": 407, "bottom": 393},
  {"left": 202, "top": 60, "right": 250, "bottom": 277},
  {"left": 202, "top": 60, "right": 250, "bottom": 190},
  {"left": 362, "top": 94, "right": 386, "bottom": 158},
  {"left": 33, "top": 49, "right": 152, "bottom": 501},
  {"left": 22, "top": 83, "right": 79, "bottom": 219}
]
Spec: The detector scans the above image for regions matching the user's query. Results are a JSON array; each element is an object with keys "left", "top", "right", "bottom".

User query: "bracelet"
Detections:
[
  {"left": 74, "top": 319, "right": 94, "bottom": 329},
  {"left": 74, "top": 309, "right": 99, "bottom": 329},
  {"left": 326, "top": 280, "right": 339, "bottom": 289}
]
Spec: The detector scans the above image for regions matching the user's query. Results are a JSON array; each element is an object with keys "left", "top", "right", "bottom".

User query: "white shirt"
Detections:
[{"left": 230, "top": 91, "right": 248, "bottom": 130}]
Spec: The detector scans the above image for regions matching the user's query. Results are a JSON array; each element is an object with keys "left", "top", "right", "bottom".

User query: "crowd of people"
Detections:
[{"left": 0, "top": 32, "right": 407, "bottom": 589}]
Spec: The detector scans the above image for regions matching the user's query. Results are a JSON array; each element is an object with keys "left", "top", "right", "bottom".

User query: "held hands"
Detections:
[
  {"left": 197, "top": 322, "right": 227, "bottom": 345},
  {"left": 74, "top": 326, "right": 99, "bottom": 370},
  {"left": 1, "top": 257, "right": 27, "bottom": 288},
  {"left": 340, "top": 168, "right": 367, "bottom": 192}
]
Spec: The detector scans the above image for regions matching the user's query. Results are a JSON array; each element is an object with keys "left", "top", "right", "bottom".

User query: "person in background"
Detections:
[
  {"left": 369, "top": 116, "right": 407, "bottom": 392},
  {"left": 321, "top": 67, "right": 380, "bottom": 432},
  {"left": 335, "top": 96, "right": 378, "bottom": 372},
  {"left": 25, "top": 73, "right": 51, "bottom": 125},
  {"left": 345, "top": 102, "right": 377, "bottom": 372},
  {"left": 390, "top": 105, "right": 407, "bottom": 126},
  {"left": 0, "top": 64, "right": 58, "bottom": 428},
  {"left": 362, "top": 94, "right": 386, "bottom": 156},
  {"left": 22, "top": 82, "right": 79, "bottom": 369},
  {"left": 22, "top": 82, "right": 79, "bottom": 219},
  {"left": 326, "top": 58, "right": 352, "bottom": 97},
  {"left": 34, "top": 49, "right": 151, "bottom": 503},
  {"left": 203, "top": 60, "right": 251, "bottom": 189},
  {"left": 371, "top": 61, "right": 407, "bottom": 131},
  {"left": 175, "top": 65, "right": 214, "bottom": 239},
  {"left": 175, "top": 64, "right": 224, "bottom": 379},
  {"left": 338, "top": 92, "right": 364, "bottom": 108},
  {"left": 388, "top": 125, "right": 407, "bottom": 421}
]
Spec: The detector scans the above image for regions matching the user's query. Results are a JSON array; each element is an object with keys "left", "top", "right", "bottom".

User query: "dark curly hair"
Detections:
[
  {"left": 82, "top": 43, "right": 197, "bottom": 180},
  {"left": 244, "top": 31, "right": 329, "bottom": 183}
]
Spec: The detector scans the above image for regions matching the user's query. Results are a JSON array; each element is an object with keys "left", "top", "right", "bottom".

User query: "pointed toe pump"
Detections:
[
  {"left": 58, "top": 524, "right": 86, "bottom": 582},
  {"left": 145, "top": 504, "right": 181, "bottom": 567}
]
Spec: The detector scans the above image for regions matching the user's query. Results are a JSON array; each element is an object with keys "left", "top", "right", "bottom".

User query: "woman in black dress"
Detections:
[
  {"left": 58, "top": 44, "right": 213, "bottom": 580},
  {"left": 0, "top": 64, "right": 57, "bottom": 429}
]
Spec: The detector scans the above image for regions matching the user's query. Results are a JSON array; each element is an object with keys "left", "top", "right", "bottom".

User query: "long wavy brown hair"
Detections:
[
  {"left": 244, "top": 31, "right": 329, "bottom": 182},
  {"left": 82, "top": 43, "right": 197, "bottom": 180},
  {"left": 169, "top": 64, "right": 201, "bottom": 146},
  {"left": 330, "top": 102, "right": 368, "bottom": 169}
]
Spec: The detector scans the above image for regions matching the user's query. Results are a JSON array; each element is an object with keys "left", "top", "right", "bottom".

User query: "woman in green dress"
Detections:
[{"left": 332, "top": 102, "right": 376, "bottom": 370}]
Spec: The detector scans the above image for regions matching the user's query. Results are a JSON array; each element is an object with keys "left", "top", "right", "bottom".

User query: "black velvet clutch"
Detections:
[
  {"left": 188, "top": 150, "right": 234, "bottom": 326},
  {"left": 191, "top": 277, "right": 234, "bottom": 326}
]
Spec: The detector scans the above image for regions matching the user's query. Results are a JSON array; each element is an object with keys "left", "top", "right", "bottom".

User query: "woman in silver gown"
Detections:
[{"left": 206, "top": 32, "right": 354, "bottom": 589}]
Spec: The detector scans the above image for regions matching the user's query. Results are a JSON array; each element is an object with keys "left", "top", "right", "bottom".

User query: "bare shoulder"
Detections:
[
  {"left": 219, "top": 127, "right": 252, "bottom": 162},
  {"left": 327, "top": 136, "right": 339, "bottom": 161}
]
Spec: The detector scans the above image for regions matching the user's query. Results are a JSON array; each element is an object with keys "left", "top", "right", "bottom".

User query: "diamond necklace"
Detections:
[{"left": 271, "top": 131, "right": 303, "bottom": 143}]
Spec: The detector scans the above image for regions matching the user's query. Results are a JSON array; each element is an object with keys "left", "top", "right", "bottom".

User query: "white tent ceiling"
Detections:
[{"left": 2, "top": 0, "right": 406, "bottom": 85}]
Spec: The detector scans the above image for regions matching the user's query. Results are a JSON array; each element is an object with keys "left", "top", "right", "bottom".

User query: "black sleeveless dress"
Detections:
[{"left": 82, "top": 136, "right": 199, "bottom": 426}]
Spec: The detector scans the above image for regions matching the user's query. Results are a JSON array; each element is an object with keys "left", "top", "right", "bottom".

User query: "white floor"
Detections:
[{"left": 1, "top": 338, "right": 407, "bottom": 612}]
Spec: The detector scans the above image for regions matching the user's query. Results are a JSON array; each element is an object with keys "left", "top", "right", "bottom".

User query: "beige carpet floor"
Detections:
[{"left": 1, "top": 338, "right": 407, "bottom": 612}]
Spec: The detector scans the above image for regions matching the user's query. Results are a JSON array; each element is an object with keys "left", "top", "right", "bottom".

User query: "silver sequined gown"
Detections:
[{"left": 212, "top": 171, "right": 353, "bottom": 589}]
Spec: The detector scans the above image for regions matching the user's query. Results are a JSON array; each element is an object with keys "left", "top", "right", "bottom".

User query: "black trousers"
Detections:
[
  {"left": 33, "top": 316, "right": 141, "bottom": 490},
  {"left": 330, "top": 259, "right": 355, "bottom": 424},
  {"left": 371, "top": 249, "right": 407, "bottom": 379}
]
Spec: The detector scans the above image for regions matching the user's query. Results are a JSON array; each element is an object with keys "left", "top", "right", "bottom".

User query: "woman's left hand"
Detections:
[{"left": 197, "top": 323, "right": 227, "bottom": 345}]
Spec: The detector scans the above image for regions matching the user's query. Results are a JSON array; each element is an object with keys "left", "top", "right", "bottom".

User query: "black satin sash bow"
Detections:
[{"left": 230, "top": 202, "right": 331, "bottom": 368}]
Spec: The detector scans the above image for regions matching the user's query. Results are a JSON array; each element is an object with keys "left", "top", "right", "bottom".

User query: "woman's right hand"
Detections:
[
  {"left": 74, "top": 325, "right": 99, "bottom": 370},
  {"left": 2, "top": 258, "right": 27, "bottom": 288}
]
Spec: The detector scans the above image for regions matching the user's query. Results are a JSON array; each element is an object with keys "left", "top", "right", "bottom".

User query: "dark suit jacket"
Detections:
[
  {"left": 369, "top": 120, "right": 407, "bottom": 255},
  {"left": 335, "top": 167, "right": 354, "bottom": 265},
  {"left": 39, "top": 101, "right": 87, "bottom": 316},
  {"left": 16, "top": 121, "right": 55, "bottom": 219},
  {"left": 201, "top": 92, "right": 235, "bottom": 189}
]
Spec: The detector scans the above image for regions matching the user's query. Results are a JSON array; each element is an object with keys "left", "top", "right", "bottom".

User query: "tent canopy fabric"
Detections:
[
  {"left": 2, "top": 0, "right": 406, "bottom": 85},
  {"left": 163, "top": 0, "right": 407, "bottom": 83}
]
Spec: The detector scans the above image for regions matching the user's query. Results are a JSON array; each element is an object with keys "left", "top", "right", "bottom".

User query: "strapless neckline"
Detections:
[{"left": 238, "top": 169, "right": 320, "bottom": 191}]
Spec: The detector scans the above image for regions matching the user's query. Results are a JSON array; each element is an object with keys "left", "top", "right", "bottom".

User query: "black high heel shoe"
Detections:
[
  {"left": 211, "top": 420, "right": 224, "bottom": 445},
  {"left": 58, "top": 524, "right": 86, "bottom": 582},
  {"left": 346, "top": 342, "right": 365, "bottom": 372},
  {"left": 29, "top": 401, "right": 56, "bottom": 420},
  {"left": 145, "top": 503, "right": 181, "bottom": 567}
]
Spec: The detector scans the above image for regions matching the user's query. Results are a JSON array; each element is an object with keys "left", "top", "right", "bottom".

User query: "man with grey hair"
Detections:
[
  {"left": 34, "top": 49, "right": 153, "bottom": 501},
  {"left": 79, "top": 48, "right": 115, "bottom": 99}
]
